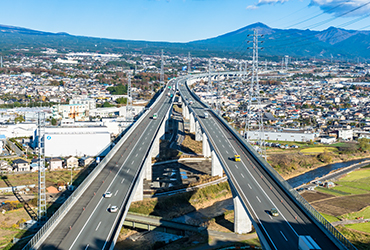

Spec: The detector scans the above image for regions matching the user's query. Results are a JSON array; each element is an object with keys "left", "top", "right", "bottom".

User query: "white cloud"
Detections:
[
  {"left": 256, "top": 0, "right": 288, "bottom": 5},
  {"left": 246, "top": 5, "right": 259, "bottom": 9},
  {"left": 310, "top": 0, "right": 370, "bottom": 17}
]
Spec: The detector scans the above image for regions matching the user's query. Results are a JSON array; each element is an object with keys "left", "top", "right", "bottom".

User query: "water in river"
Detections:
[{"left": 286, "top": 158, "right": 370, "bottom": 188}]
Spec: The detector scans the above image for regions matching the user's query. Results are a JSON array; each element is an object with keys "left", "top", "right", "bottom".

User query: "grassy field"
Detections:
[
  {"left": 340, "top": 207, "right": 370, "bottom": 220},
  {"left": 321, "top": 213, "right": 340, "bottom": 223},
  {"left": 300, "top": 147, "right": 338, "bottom": 154},
  {"left": 0, "top": 170, "right": 80, "bottom": 189},
  {"left": 345, "top": 223, "right": 370, "bottom": 234},
  {"left": 337, "top": 226, "right": 370, "bottom": 250},
  {"left": 317, "top": 167, "right": 370, "bottom": 196}
]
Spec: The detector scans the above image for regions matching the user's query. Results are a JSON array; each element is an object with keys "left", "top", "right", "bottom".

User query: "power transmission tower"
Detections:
[
  {"left": 245, "top": 29, "right": 266, "bottom": 159},
  {"left": 187, "top": 52, "right": 191, "bottom": 75},
  {"left": 160, "top": 50, "right": 164, "bottom": 88},
  {"left": 208, "top": 59, "right": 213, "bottom": 108},
  {"left": 127, "top": 71, "right": 133, "bottom": 122},
  {"left": 37, "top": 112, "right": 46, "bottom": 222}
]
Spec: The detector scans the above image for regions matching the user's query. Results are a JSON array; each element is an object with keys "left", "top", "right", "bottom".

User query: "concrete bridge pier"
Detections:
[
  {"left": 133, "top": 172, "right": 144, "bottom": 202},
  {"left": 195, "top": 120, "right": 202, "bottom": 141},
  {"left": 189, "top": 112, "right": 195, "bottom": 133},
  {"left": 233, "top": 194, "right": 252, "bottom": 234},
  {"left": 202, "top": 132, "right": 211, "bottom": 158},
  {"left": 184, "top": 105, "right": 190, "bottom": 120},
  {"left": 211, "top": 150, "right": 223, "bottom": 177}
]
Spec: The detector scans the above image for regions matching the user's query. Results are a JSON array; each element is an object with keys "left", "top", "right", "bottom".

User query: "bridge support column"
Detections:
[
  {"left": 202, "top": 133, "right": 211, "bottom": 158},
  {"left": 190, "top": 112, "right": 195, "bottom": 133},
  {"left": 184, "top": 106, "right": 190, "bottom": 120},
  {"left": 144, "top": 154, "right": 152, "bottom": 181},
  {"left": 159, "top": 119, "right": 166, "bottom": 140},
  {"left": 151, "top": 136, "right": 159, "bottom": 158},
  {"left": 233, "top": 195, "right": 252, "bottom": 234},
  {"left": 178, "top": 95, "right": 182, "bottom": 103},
  {"left": 133, "top": 174, "right": 144, "bottom": 202},
  {"left": 195, "top": 121, "right": 202, "bottom": 141},
  {"left": 211, "top": 150, "right": 222, "bottom": 177}
]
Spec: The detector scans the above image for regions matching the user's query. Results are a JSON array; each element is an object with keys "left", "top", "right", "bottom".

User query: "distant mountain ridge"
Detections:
[{"left": 1, "top": 22, "right": 370, "bottom": 59}]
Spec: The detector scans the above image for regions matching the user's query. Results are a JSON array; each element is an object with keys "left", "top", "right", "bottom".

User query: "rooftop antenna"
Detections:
[
  {"left": 37, "top": 112, "right": 46, "bottom": 222},
  {"left": 127, "top": 71, "right": 133, "bottom": 122},
  {"left": 245, "top": 29, "right": 266, "bottom": 159},
  {"left": 160, "top": 50, "right": 164, "bottom": 88}
]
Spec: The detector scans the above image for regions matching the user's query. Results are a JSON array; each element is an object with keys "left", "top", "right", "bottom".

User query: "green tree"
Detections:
[
  {"left": 14, "top": 115, "right": 25, "bottom": 123},
  {"left": 102, "top": 102, "right": 114, "bottom": 108},
  {"left": 359, "top": 138, "right": 370, "bottom": 151},
  {"left": 51, "top": 118, "right": 57, "bottom": 126},
  {"left": 116, "top": 97, "right": 127, "bottom": 104}
]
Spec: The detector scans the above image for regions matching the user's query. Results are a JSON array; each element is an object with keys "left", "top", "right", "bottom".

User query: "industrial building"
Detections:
[
  {"left": 246, "top": 129, "right": 319, "bottom": 142},
  {"left": 32, "top": 126, "right": 111, "bottom": 157}
]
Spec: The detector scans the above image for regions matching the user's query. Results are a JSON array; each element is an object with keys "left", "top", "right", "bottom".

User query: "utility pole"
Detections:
[
  {"left": 37, "top": 112, "right": 46, "bottom": 222},
  {"left": 160, "top": 50, "right": 164, "bottom": 88},
  {"left": 245, "top": 29, "right": 266, "bottom": 159},
  {"left": 127, "top": 71, "right": 133, "bottom": 122}
]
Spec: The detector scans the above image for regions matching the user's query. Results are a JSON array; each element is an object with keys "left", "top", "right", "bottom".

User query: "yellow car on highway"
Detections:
[{"left": 234, "top": 155, "right": 241, "bottom": 162}]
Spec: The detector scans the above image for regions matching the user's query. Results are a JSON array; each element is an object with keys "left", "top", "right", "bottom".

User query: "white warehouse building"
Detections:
[
  {"left": 246, "top": 130, "right": 319, "bottom": 142},
  {"left": 33, "top": 126, "right": 111, "bottom": 157}
]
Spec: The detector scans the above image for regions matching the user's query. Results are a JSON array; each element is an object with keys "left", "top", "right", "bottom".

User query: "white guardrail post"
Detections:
[{"left": 22, "top": 87, "right": 168, "bottom": 250}]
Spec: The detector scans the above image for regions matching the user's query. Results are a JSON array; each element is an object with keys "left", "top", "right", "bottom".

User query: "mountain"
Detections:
[{"left": 1, "top": 23, "right": 370, "bottom": 59}]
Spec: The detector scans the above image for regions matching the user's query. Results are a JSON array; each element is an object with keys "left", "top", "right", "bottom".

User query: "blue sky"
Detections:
[{"left": 0, "top": 0, "right": 369, "bottom": 42}]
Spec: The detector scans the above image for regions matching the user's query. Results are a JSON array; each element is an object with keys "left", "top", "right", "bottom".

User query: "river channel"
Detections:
[{"left": 286, "top": 158, "right": 370, "bottom": 188}]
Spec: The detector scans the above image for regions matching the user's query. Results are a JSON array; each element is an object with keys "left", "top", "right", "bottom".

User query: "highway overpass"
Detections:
[{"left": 178, "top": 74, "right": 356, "bottom": 250}]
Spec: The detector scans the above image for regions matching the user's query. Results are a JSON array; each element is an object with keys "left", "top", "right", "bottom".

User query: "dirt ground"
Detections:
[
  {"left": 0, "top": 208, "right": 30, "bottom": 248},
  {"left": 301, "top": 191, "right": 335, "bottom": 203},
  {"left": 306, "top": 192, "right": 370, "bottom": 217}
]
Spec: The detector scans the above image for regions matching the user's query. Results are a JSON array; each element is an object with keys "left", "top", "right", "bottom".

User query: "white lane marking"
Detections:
[
  {"left": 235, "top": 165, "right": 238, "bottom": 169},
  {"left": 127, "top": 169, "right": 130, "bottom": 173},
  {"left": 241, "top": 173, "right": 244, "bottom": 178},
  {"left": 269, "top": 215, "right": 273, "bottom": 220},
  {"left": 248, "top": 184, "right": 252, "bottom": 189},
  {"left": 139, "top": 147, "right": 142, "bottom": 151},
  {"left": 216, "top": 135, "right": 218, "bottom": 138},
  {"left": 114, "top": 190, "right": 118, "bottom": 196},
  {"left": 256, "top": 196, "right": 261, "bottom": 203},
  {"left": 280, "top": 231, "right": 288, "bottom": 241},
  {"left": 95, "top": 222, "right": 101, "bottom": 231},
  {"left": 107, "top": 204, "right": 111, "bottom": 210},
  {"left": 145, "top": 137, "right": 147, "bottom": 140},
  {"left": 226, "top": 150, "right": 229, "bottom": 154},
  {"left": 131, "top": 161, "right": 134, "bottom": 165},
  {"left": 121, "top": 178, "right": 125, "bottom": 184},
  {"left": 142, "top": 142, "right": 145, "bottom": 145},
  {"left": 84, "top": 244, "right": 89, "bottom": 250},
  {"left": 135, "top": 153, "right": 138, "bottom": 157}
]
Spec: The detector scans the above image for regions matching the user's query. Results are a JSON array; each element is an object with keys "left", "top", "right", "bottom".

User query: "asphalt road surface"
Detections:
[
  {"left": 39, "top": 83, "right": 176, "bottom": 250},
  {"left": 179, "top": 80, "right": 339, "bottom": 250}
]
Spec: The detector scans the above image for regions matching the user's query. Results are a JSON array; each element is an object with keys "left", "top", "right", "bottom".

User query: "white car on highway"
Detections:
[
  {"left": 104, "top": 192, "right": 112, "bottom": 198},
  {"left": 109, "top": 206, "right": 118, "bottom": 213}
]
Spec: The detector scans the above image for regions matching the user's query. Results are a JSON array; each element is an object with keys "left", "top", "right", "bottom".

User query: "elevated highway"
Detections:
[
  {"left": 178, "top": 75, "right": 356, "bottom": 250},
  {"left": 23, "top": 81, "right": 176, "bottom": 250}
]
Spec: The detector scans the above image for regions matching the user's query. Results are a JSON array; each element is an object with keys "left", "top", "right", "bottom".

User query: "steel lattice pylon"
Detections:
[
  {"left": 245, "top": 29, "right": 266, "bottom": 159},
  {"left": 127, "top": 71, "right": 133, "bottom": 122},
  {"left": 37, "top": 112, "right": 46, "bottom": 221}
]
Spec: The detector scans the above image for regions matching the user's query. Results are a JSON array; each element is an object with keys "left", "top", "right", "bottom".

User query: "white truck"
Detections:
[{"left": 298, "top": 235, "right": 321, "bottom": 250}]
